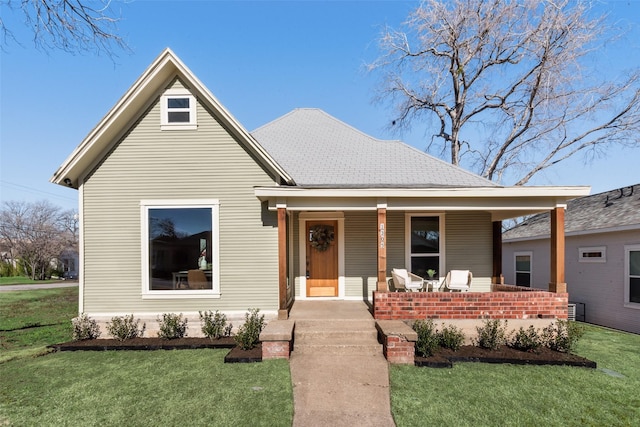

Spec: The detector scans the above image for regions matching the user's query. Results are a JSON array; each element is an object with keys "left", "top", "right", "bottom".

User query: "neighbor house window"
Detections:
[
  {"left": 405, "top": 214, "right": 443, "bottom": 279},
  {"left": 161, "top": 89, "right": 197, "bottom": 130},
  {"left": 515, "top": 252, "right": 532, "bottom": 287},
  {"left": 141, "top": 200, "right": 219, "bottom": 297},
  {"left": 579, "top": 246, "right": 606, "bottom": 263},
  {"left": 625, "top": 245, "right": 640, "bottom": 307}
]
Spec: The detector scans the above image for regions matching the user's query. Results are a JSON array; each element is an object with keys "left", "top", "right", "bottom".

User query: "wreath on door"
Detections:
[{"left": 309, "top": 225, "right": 335, "bottom": 252}]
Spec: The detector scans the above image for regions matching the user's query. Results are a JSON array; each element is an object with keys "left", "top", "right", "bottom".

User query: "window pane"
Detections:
[
  {"left": 630, "top": 251, "right": 640, "bottom": 276},
  {"left": 149, "top": 208, "right": 212, "bottom": 290},
  {"left": 516, "top": 272, "right": 531, "bottom": 287},
  {"left": 515, "top": 255, "right": 531, "bottom": 272},
  {"left": 630, "top": 277, "right": 640, "bottom": 303},
  {"left": 168, "top": 111, "right": 190, "bottom": 123},
  {"left": 411, "top": 217, "right": 439, "bottom": 254},
  {"left": 168, "top": 97, "right": 189, "bottom": 109},
  {"left": 411, "top": 256, "right": 439, "bottom": 279}
]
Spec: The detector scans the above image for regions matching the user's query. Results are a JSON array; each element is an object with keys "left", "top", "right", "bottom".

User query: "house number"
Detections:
[{"left": 379, "top": 223, "right": 385, "bottom": 249}]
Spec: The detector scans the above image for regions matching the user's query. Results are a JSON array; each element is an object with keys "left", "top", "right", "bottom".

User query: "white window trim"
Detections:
[
  {"left": 578, "top": 246, "right": 607, "bottom": 263},
  {"left": 140, "top": 199, "right": 220, "bottom": 299},
  {"left": 514, "top": 251, "right": 533, "bottom": 287},
  {"left": 160, "top": 89, "right": 197, "bottom": 131},
  {"left": 404, "top": 213, "right": 445, "bottom": 278},
  {"left": 624, "top": 244, "right": 640, "bottom": 309}
]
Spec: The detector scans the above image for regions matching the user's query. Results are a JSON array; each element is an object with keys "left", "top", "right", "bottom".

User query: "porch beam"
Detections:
[
  {"left": 277, "top": 207, "right": 288, "bottom": 319},
  {"left": 377, "top": 206, "right": 388, "bottom": 291},
  {"left": 549, "top": 206, "right": 567, "bottom": 293},
  {"left": 492, "top": 221, "right": 503, "bottom": 284}
]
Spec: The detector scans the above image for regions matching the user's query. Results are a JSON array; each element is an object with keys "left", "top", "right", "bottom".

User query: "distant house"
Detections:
[
  {"left": 50, "top": 49, "right": 588, "bottom": 333},
  {"left": 503, "top": 184, "right": 640, "bottom": 334}
]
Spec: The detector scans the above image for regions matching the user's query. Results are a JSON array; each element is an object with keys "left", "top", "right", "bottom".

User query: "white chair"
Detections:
[
  {"left": 444, "top": 270, "right": 472, "bottom": 292},
  {"left": 391, "top": 268, "right": 424, "bottom": 292}
]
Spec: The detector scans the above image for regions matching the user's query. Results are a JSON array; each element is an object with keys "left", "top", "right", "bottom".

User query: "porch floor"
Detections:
[{"left": 288, "top": 300, "right": 373, "bottom": 321}]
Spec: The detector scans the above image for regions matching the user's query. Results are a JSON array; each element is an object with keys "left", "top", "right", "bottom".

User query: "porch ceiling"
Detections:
[{"left": 255, "top": 186, "right": 591, "bottom": 221}]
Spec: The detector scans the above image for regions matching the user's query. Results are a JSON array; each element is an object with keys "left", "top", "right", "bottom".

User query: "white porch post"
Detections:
[{"left": 277, "top": 205, "right": 288, "bottom": 319}]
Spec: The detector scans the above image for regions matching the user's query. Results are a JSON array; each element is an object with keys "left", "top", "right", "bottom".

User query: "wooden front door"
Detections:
[{"left": 306, "top": 220, "right": 338, "bottom": 297}]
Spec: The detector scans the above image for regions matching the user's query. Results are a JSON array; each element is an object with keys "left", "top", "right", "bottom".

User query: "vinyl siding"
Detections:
[
  {"left": 81, "top": 83, "right": 279, "bottom": 314},
  {"left": 504, "top": 230, "right": 640, "bottom": 334},
  {"left": 445, "top": 212, "right": 493, "bottom": 291}
]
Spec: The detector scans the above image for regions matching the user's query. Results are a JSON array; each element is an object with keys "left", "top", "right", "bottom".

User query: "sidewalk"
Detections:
[{"left": 0, "top": 281, "right": 78, "bottom": 291}]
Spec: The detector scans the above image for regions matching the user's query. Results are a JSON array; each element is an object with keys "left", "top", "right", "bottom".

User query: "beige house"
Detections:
[
  {"left": 503, "top": 184, "right": 640, "bottom": 334},
  {"left": 51, "top": 49, "right": 589, "bottom": 332}
]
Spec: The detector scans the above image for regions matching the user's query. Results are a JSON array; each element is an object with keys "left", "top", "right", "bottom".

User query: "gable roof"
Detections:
[
  {"left": 51, "top": 48, "right": 293, "bottom": 188},
  {"left": 503, "top": 183, "right": 640, "bottom": 240},
  {"left": 251, "top": 108, "right": 498, "bottom": 188}
]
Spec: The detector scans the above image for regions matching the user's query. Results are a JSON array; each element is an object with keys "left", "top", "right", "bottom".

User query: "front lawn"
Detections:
[
  {"left": 0, "top": 350, "right": 293, "bottom": 426},
  {"left": 390, "top": 324, "right": 640, "bottom": 426}
]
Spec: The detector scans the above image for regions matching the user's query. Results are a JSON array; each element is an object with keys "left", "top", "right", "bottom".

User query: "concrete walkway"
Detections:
[
  {"left": 288, "top": 301, "right": 396, "bottom": 427},
  {"left": 0, "top": 281, "right": 78, "bottom": 291}
]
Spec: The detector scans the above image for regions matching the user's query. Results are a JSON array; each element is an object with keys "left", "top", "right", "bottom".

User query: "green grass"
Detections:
[
  {"left": 0, "top": 276, "right": 65, "bottom": 286},
  {"left": 0, "top": 287, "right": 78, "bottom": 362},
  {"left": 390, "top": 324, "right": 640, "bottom": 427},
  {"left": 0, "top": 287, "right": 293, "bottom": 426},
  {"left": 0, "top": 350, "right": 293, "bottom": 426}
]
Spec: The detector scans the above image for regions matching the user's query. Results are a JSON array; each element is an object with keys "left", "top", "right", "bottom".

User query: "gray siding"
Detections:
[
  {"left": 445, "top": 212, "right": 493, "bottom": 291},
  {"left": 505, "top": 230, "right": 640, "bottom": 334},
  {"left": 82, "top": 83, "right": 279, "bottom": 314}
]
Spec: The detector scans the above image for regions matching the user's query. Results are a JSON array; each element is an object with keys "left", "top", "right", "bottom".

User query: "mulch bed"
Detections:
[
  {"left": 48, "top": 337, "right": 262, "bottom": 363},
  {"left": 415, "top": 345, "right": 597, "bottom": 368}
]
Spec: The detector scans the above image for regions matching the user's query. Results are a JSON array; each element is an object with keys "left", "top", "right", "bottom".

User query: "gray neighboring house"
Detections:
[{"left": 503, "top": 184, "right": 640, "bottom": 334}]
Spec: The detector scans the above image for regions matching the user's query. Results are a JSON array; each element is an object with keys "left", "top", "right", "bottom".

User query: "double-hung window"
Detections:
[
  {"left": 514, "top": 252, "right": 532, "bottom": 287},
  {"left": 141, "top": 200, "right": 220, "bottom": 298},
  {"left": 406, "top": 214, "right": 443, "bottom": 279},
  {"left": 161, "top": 89, "right": 197, "bottom": 130},
  {"left": 625, "top": 245, "right": 640, "bottom": 307}
]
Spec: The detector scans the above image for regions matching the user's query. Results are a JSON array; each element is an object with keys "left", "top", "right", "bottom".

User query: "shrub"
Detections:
[
  {"left": 157, "top": 313, "right": 188, "bottom": 339},
  {"left": 234, "top": 308, "right": 265, "bottom": 350},
  {"left": 510, "top": 325, "right": 542, "bottom": 352},
  {"left": 106, "top": 314, "right": 145, "bottom": 341},
  {"left": 542, "top": 320, "right": 584, "bottom": 353},
  {"left": 437, "top": 324, "right": 465, "bottom": 351},
  {"left": 199, "top": 310, "right": 231, "bottom": 340},
  {"left": 474, "top": 319, "right": 508, "bottom": 350},
  {"left": 412, "top": 319, "right": 439, "bottom": 357},
  {"left": 72, "top": 313, "right": 101, "bottom": 340}
]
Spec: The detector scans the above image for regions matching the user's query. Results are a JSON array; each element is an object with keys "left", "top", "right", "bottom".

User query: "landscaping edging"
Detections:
[
  {"left": 414, "top": 345, "right": 597, "bottom": 369},
  {"left": 49, "top": 337, "right": 236, "bottom": 351}
]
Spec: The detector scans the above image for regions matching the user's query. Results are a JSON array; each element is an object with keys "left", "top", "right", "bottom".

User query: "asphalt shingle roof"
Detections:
[
  {"left": 251, "top": 109, "right": 498, "bottom": 188},
  {"left": 503, "top": 183, "right": 640, "bottom": 240}
]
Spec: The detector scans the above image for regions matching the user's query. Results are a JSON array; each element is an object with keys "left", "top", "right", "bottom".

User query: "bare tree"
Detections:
[
  {"left": 0, "top": 0, "right": 127, "bottom": 56},
  {"left": 370, "top": 0, "right": 640, "bottom": 185},
  {"left": 0, "top": 200, "right": 78, "bottom": 280}
]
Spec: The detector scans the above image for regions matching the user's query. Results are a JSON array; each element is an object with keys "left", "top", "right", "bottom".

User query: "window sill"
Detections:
[
  {"left": 142, "top": 292, "right": 221, "bottom": 300},
  {"left": 161, "top": 124, "right": 198, "bottom": 131},
  {"left": 623, "top": 302, "right": 640, "bottom": 310}
]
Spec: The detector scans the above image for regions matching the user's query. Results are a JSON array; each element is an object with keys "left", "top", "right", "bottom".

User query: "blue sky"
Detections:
[{"left": 1, "top": 0, "right": 639, "bottom": 211}]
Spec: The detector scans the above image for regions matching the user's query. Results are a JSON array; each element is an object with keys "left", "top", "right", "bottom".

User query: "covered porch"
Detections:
[{"left": 257, "top": 186, "right": 589, "bottom": 320}]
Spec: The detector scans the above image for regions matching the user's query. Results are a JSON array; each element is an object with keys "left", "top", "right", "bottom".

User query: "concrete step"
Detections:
[
  {"left": 292, "top": 318, "right": 382, "bottom": 356},
  {"left": 294, "top": 340, "right": 383, "bottom": 356}
]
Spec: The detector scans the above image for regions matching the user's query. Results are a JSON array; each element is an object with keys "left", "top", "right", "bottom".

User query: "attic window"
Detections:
[{"left": 161, "top": 89, "right": 197, "bottom": 130}]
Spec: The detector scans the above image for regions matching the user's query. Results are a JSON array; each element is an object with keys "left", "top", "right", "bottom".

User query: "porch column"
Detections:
[
  {"left": 492, "top": 221, "right": 504, "bottom": 284},
  {"left": 277, "top": 206, "right": 288, "bottom": 319},
  {"left": 377, "top": 204, "right": 387, "bottom": 291},
  {"left": 549, "top": 206, "right": 567, "bottom": 293}
]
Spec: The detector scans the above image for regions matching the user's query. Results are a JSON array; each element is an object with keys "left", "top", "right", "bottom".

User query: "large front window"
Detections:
[
  {"left": 142, "top": 200, "right": 219, "bottom": 296},
  {"left": 625, "top": 245, "right": 640, "bottom": 306},
  {"left": 406, "top": 215, "right": 442, "bottom": 279}
]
